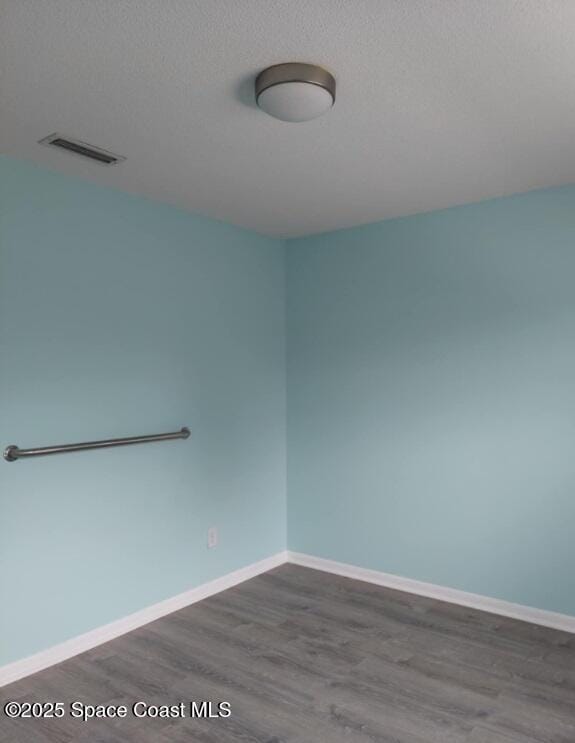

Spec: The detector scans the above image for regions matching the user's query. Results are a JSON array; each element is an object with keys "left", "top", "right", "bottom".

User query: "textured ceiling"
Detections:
[{"left": 1, "top": 1, "right": 575, "bottom": 238}]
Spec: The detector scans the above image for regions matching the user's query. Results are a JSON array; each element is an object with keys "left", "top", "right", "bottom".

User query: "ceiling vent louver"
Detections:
[{"left": 39, "top": 134, "right": 125, "bottom": 165}]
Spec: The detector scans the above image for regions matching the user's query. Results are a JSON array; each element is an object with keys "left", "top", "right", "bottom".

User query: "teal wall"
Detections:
[
  {"left": 2, "top": 156, "right": 575, "bottom": 669},
  {"left": 287, "top": 187, "right": 575, "bottom": 617},
  {"left": 0, "top": 157, "right": 286, "bottom": 666}
]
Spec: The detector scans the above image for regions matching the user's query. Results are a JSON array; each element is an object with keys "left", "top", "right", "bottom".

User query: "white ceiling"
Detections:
[{"left": 1, "top": 1, "right": 575, "bottom": 238}]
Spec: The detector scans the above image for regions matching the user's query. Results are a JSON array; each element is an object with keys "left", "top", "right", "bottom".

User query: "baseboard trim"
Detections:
[
  {"left": 287, "top": 551, "right": 575, "bottom": 634},
  {"left": 0, "top": 551, "right": 288, "bottom": 688},
  {"left": 4, "top": 548, "right": 574, "bottom": 687}
]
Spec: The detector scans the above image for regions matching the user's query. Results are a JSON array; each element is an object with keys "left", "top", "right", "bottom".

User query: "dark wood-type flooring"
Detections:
[{"left": 1, "top": 564, "right": 574, "bottom": 742}]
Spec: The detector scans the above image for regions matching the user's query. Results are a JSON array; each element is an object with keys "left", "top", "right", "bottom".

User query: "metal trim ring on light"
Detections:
[{"left": 255, "top": 63, "right": 336, "bottom": 107}]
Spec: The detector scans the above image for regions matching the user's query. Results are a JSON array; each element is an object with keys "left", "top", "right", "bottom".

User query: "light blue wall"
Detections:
[
  {"left": 0, "top": 157, "right": 286, "bottom": 666},
  {"left": 287, "top": 187, "right": 575, "bottom": 616},
  {"left": 3, "top": 156, "right": 575, "bottom": 669}
]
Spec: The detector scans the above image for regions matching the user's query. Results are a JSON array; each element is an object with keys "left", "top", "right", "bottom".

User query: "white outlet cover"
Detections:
[{"left": 207, "top": 527, "right": 218, "bottom": 549}]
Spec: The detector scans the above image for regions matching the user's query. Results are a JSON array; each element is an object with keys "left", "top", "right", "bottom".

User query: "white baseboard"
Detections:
[
  {"left": 0, "top": 551, "right": 288, "bottom": 688},
  {"left": 288, "top": 551, "right": 575, "bottom": 634},
  {"left": 3, "top": 548, "right": 574, "bottom": 687}
]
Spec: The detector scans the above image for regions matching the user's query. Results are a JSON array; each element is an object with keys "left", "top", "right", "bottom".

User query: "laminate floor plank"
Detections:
[{"left": 1, "top": 564, "right": 573, "bottom": 742}]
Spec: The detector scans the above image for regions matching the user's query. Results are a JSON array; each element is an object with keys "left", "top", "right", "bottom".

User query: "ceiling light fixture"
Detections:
[{"left": 255, "top": 63, "right": 336, "bottom": 123}]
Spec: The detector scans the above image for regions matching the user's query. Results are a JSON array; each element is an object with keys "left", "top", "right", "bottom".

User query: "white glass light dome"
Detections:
[{"left": 255, "top": 63, "right": 336, "bottom": 123}]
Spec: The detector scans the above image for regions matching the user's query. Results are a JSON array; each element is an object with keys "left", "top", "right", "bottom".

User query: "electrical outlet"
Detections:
[{"left": 207, "top": 526, "right": 218, "bottom": 549}]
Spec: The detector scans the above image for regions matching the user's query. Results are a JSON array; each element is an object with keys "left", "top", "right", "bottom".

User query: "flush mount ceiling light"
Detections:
[{"left": 255, "top": 63, "right": 336, "bottom": 122}]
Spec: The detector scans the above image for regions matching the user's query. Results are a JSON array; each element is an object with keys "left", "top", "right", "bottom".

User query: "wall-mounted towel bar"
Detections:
[{"left": 3, "top": 427, "right": 190, "bottom": 462}]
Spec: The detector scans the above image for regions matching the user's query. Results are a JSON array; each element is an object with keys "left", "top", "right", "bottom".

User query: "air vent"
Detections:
[{"left": 39, "top": 134, "right": 125, "bottom": 165}]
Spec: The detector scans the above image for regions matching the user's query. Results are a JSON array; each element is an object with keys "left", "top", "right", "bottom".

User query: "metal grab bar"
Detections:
[{"left": 3, "top": 427, "right": 190, "bottom": 462}]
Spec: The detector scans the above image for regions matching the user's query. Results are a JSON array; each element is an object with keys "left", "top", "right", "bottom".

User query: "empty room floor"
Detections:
[{"left": 1, "top": 564, "right": 574, "bottom": 743}]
